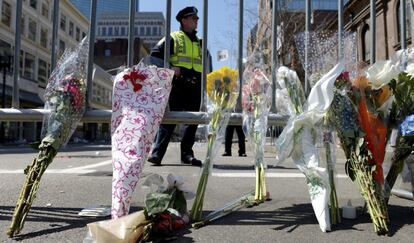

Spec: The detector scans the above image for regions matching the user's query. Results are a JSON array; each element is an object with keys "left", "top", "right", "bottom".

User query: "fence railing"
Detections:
[{"left": 0, "top": 0, "right": 408, "bottom": 124}]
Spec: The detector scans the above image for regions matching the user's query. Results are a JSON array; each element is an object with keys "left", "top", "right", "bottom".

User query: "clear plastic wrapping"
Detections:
[{"left": 41, "top": 37, "right": 89, "bottom": 150}]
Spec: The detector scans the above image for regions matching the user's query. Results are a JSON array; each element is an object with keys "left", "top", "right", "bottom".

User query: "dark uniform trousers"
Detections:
[{"left": 151, "top": 73, "right": 201, "bottom": 161}]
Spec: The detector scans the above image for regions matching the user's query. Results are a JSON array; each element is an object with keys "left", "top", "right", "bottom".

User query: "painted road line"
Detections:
[
  {"left": 212, "top": 172, "right": 349, "bottom": 178},
  {"left": 0, "top": 160, "right": 112, "bottom": 174}
]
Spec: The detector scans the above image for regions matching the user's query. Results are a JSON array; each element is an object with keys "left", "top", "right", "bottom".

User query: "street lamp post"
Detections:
[{"left": 0, "top": 55, "right": 12, "bottom": 142}]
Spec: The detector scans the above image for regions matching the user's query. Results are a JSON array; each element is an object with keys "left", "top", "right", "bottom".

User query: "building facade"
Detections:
[
  {"left": 249, "top": 0, "right": 338, "bottom": 78},
  {"left": 0, "top": 0, "right": 113, "bottom": 143},
  {"left": 69, "top": 0, "right": 140, "bottom": 19},
  {"left": 96, "top": 12, "right": 165, "bottom": 48},
  {"left": 327, "top": 0, "right": 411, "bottom": 64}
]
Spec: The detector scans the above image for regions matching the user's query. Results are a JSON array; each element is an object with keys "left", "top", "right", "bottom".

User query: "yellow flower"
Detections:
[{"left": 206, "top": 66, "right": 238, "bottom": 105}]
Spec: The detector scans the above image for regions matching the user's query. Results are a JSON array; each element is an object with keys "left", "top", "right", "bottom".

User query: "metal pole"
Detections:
[
  {"left": 12, "top": 0, "right": 22, "bottom": 108},
  {"left": 370, "top": 0, "right": 376, "bottom": 63},
  {"left": 127, "top": 0, "right": 136, "bottom": 67},
  {"left": 401, "top": 0, "right": 407, "bottom": 50},
  {"left": 338, "top": 0, "right": 344, "bottom": 60},
  {"left": 305, "top": 0, "right": 311, "bottom": 95},
  {"left": 164, "top": 0, "right": 172, "bottom": 68},
  {"left": 201, "top": 0, "right": 208, "bottom": 111},
  {"left": 236, "top": 0, "right": 243, "bottom": 112},
  {"left": 87, "top": 0, "right": 97, "bottom": 108},
  {"left": 51, "top": 0, "right": 59, "bottom": 70},
  {"left": 271, "top": 0, "right": 278, "bottom": 113}
]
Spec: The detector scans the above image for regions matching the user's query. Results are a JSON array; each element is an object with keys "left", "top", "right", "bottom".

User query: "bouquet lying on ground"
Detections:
[
  {"left": 328, "top": 68, "right": 391, "bottom": 235},
  {"left": 111, "top": 59, "right": 174, "bottom": 219},
  {"left": 191, "top": 66, "right": 239, "bottom": 222},
  {"left": 85, "top": 174, "right": 194, "bottom": 242},
  {"left": 242, "top": 66, "right": 272, "bottom": 202},
  {"left": 7, "top": 38, "right": 89, "bottom": 237}
]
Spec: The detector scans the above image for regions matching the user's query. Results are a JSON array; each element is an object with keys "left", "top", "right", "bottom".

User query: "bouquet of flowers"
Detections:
[
  {"left": 276, "top": 63, "right": 344, "bottom": 232},
  {"left": 7, "top": 38, "right": 89, "bottom": 237},
  {"left": 111, "top": 60, "right": 174, "bottom": 219},
  {"left": 328, "top": 68, "right": 392, "bottom": 234},
  {"left": 242, "top": 67, "right": 272, "bottom": 202},
  {"left": 85, "top": 174, "right": 194, "bottom": 242},
  {"left": 191, "top": 66, "right": 239, "bottom": 222},
  {"left": 385, "top": 61, "right": 414, "bottom": 201}
]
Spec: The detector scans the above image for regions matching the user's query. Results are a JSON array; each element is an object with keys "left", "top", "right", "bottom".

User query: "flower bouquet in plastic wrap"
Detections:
[
  {"left": 85, "top": 174, "right": 194, "bottom": 242},
  {"left": 384, "top": 53, "right": 414, "bottom": 202},
  {"left": 241, "top": 65, "right": 272, "bottom": 203},
  {"left": 7, "top": 38, "right": 89, "bottom": 237},
  {"left": 191, "top": 66, "right": 239, "bottom": 222},
  {"left": 275, "top": 63, "right": 344, "bottom": 232},
  {"left": 111, "top": 58, "right": 174, "bottom": 219},
  {"left": 327, "top": 65, "right": 394, "bottom": 234}
]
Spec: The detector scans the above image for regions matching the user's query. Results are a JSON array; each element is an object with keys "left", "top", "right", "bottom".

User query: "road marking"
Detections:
[
  {"left": 0, "top": 160, "right": 112, "bottom": 174},
  {"left": 212, "top": 172, "right": 349, "bottom": 178}
]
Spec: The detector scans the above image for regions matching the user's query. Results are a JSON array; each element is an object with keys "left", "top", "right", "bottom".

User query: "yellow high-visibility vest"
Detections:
[{"left": 170, "top": 31, "right": 202, "bottom": 72}]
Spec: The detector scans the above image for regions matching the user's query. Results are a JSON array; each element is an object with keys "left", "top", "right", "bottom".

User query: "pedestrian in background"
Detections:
[{"left": 223, "top": 125, "right": 247, "bottom": 157}]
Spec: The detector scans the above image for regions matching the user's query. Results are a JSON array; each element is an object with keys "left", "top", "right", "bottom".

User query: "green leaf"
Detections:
[
  {"left": 345, "top": 160, "right": 356, "bottom": 181},
  {"left": 145, "top": 192, "right": 172, "bottom": 217}
]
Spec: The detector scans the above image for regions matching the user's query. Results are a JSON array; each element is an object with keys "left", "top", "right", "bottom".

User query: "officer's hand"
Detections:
[{"left": 172, "top": 67, "right": 181, "bottom": 76}]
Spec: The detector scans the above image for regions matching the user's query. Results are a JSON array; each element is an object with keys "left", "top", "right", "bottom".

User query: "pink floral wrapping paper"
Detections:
[{"left": 111, "top": 66, "right": 174, "bottom": 219}]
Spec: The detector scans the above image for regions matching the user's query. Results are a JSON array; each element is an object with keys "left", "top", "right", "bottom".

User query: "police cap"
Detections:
[{"left": 176, "top": 6, "right": 198, "bottom": 22}]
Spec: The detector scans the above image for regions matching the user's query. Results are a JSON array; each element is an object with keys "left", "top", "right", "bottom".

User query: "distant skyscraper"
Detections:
[
  {"left": 283, "top": 0, "right": 349, "bottom": 11},
  {"left": 70, "top": 0, "right": 140, "bottom": 19}
]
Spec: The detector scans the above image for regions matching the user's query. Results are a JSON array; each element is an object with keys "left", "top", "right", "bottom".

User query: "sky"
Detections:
[{"left": 138, "top": 0, "right": 258, "bottom": 70}]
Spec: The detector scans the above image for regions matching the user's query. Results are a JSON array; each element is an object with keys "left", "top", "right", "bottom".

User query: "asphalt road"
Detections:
[{"left": 0, "top": 142, "right": 413, "bottom": 243}]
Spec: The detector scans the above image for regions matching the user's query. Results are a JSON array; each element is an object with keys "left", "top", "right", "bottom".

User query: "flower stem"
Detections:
[{"left": 7, "top": 145, "right": 57, "bottom": 237}]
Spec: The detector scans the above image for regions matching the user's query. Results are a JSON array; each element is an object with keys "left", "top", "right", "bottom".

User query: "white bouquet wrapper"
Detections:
[
  {"left": 85, "top": 210, "right": 147, "bottom": 243},
  {"left": 111, "top": 64, "right": 174, "bottom": 219},
  {"left": 276, "top": 63, "right": 344, "bottom": 232}
]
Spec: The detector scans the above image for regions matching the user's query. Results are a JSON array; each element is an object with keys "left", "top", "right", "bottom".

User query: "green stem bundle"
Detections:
[
  {"left": 7, "top": 144, "right": 57, "bottom": 237},
  {"left": 191, "top": 106, "right": 221, "bottom": 222}
]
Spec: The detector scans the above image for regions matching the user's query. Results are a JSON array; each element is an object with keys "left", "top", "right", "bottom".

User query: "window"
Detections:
[
  {"left": 76, "top": 27, "right": 80, "bottom": 41},
  {"left": 60, "top": 14, "right": 66, "bottom": 31},
  {"left": 152, "top": 27, "right": 158, "bottom": 35},
  {"left": 397, "top": 0, "right": 411, "bottom": 43},
  {"left": 121, "top": 27, "right": 125, "bottom": 36},
  {"left": 146, "top": 27, "right": 151, "bottom": 36},
  {"left": 1, "top": 1, "right": 11, "bottom": 27},
  {"left": 69, "top": 21, "right": 74, "bottom": 36},
  {"left": 21, "top": 15, "right": 26, "bottom": 37},
  {"left": 24, "top": 53, "right": 35, "bottom": 80},
  {"left": 82, "top": 32, "right": 86, "bottom": 39},
  {"left": 28, "top": 18, "right": 37, "bottom": 42},
  {"left": 102, "top": 27, "right": 107, "bottom": 36},
  {"left": 20, "top": 51, "right": 24, "bottom": 76},
  {"left": 59, "top": 40, "right": 65, "bottom": 57},
  {"left": 40, "top": 27, "right": 48, "bottom": 48},
  {"left": 38, "top": 59, "right": 48, "bottom": 87},
  {"left": 30, "top": 0, "right": 37, "bottom": 9},
  {"left": 108, "top": 27, "right": 113, "bottom": 36},
  {"left": 362, "top": 26, "right": 370, "bottom": 63},
  {"left": 41, "top": 0, "right": 49, "bottom": 19},
  {"left": 114, "top": 27, "right": 119, "bottom": 36}
]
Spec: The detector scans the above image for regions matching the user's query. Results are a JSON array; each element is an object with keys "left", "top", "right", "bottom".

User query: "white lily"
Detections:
[
  {"left": 405, "top": 63, "right": 414, "bottom": 78},
  {"left": 366, "top": 60, "right": 400, "bottom": 90}
]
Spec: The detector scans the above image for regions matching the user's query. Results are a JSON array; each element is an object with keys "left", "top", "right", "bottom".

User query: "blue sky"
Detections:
[{"left": 138, "top": 0, "right": 258, "bottom": 70}]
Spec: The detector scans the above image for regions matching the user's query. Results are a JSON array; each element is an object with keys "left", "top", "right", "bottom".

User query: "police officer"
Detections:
[{"left": 148, "top": 6, "right": 204, "bottom": 166}]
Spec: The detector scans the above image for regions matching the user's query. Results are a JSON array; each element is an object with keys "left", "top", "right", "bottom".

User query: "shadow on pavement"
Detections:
[
  {"left": 0, "top": 205, "right": 135, "bottom": 241},
  {"left": 194, "top": 203, "right": 413, "bottom": 236}
]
